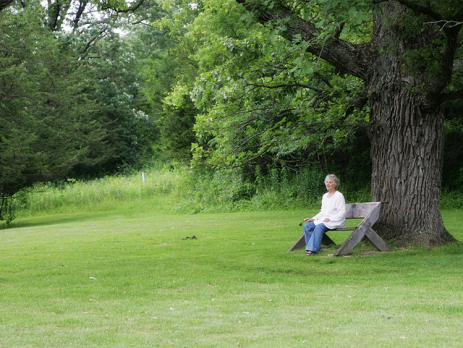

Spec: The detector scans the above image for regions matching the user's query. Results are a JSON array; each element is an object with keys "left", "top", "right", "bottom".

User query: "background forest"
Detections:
[{"left": 1, "top": 0, "right": 463, "bottom": 224}]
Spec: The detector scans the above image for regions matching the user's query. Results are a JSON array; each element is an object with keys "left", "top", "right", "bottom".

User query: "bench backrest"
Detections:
[{"left": 345, "top": 202, "right": 381, "bottom": 219}]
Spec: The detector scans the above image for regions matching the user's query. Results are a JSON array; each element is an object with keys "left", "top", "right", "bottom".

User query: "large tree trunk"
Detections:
[
  {"left": 367, "top": 2, "right": 458, "bottom": 246},
  {"left": 369, "top": 89, "right": 456, "bottom": 246}
]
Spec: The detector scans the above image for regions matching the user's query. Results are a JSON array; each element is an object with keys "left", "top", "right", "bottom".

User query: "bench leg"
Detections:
[
  {"left": 334, "top": 227, "right": 365, "bottom": 256},
  {"left": 365, "top": 227, "right": 392, "bottom": 252},
  {"left": 287, "top": 233, "right": 305, "bottom": 252},
  {"left": 334, "top": 227, "right": 391, "bottom": 256}
]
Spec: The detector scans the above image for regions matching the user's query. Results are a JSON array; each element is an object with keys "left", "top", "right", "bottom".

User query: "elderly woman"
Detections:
[{"left": 303, "top": 174, "right": 346, "bottom": 256}]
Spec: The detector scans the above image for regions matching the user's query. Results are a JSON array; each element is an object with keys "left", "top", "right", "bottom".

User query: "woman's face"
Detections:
[{"left": 325, "top": 179, "right": 336, "bottom": 191}]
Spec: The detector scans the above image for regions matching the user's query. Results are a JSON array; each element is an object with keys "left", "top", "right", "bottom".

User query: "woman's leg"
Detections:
[
  {"left": 306, "top": 223, "right": 330, "bottom": 253},
  {"left": 304, "top": 221, "right": 316, "bottom": 251}
]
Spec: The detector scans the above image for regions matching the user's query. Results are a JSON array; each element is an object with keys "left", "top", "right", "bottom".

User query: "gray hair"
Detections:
[{"left": 324, "top": 174, "right": 340, "bottom": 188}]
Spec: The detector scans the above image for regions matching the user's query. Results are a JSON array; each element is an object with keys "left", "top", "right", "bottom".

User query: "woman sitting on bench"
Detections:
[{"left": 303, "top": 174, "right": 346, "bottom": 256}]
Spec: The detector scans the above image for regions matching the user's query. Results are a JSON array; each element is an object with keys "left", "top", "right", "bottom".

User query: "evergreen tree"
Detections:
[{"left": 0, "top": 9, "right": 109, "bottom": 220}]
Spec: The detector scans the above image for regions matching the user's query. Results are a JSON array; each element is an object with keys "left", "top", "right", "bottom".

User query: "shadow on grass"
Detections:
[{"left": 0, "top": 212, "right": 105, "bottom": 230}]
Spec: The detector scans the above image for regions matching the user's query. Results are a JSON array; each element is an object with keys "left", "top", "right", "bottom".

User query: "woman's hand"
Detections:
[
  {"left": 303, "top": 218, "right": 314, "bottom": 222},
  {"left": 323, "top": 218, "right": 331, "bottom": 222}
]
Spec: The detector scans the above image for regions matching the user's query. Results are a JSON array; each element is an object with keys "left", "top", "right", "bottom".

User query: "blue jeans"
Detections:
[{"left": 304, "top": 221, "right": 330, "bottom": 253}]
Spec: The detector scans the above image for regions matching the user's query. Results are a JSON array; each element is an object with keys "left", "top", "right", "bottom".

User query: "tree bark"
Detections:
[
  {"left": 367, "top": 2, "right": 459, "bottom": 246},
  {"left": 236, "top": 0, "right": 462, "bottom": 247},
  {"left": 369, "top": 87, "right": 455, "bottom": 246}
]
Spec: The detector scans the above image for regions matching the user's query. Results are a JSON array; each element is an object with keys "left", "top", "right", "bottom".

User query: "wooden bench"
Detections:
[{"left": 287, "top": 202, "right": 391, "bottom": 256}]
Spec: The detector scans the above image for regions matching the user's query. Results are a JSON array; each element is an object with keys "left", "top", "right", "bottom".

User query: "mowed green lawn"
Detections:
[{"left": 1, "top": 208, "right": 462, "bottom": 347}]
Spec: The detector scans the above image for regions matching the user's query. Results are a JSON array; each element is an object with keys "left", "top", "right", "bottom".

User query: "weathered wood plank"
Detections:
[
  {"left": 345, "top": 202, "right": 381, "bottom": 219},
  {"left": 365, "top": 227, "right": 392, "bottom": 252},
  {"left": 287, "top": 233, "right": 305, "bottom": 252},
  {"left": 333, "top": 226, "right": 366, "bottom": 256},
  {"left": 333, "top": 203, "right": 383, "bottom": 256}
]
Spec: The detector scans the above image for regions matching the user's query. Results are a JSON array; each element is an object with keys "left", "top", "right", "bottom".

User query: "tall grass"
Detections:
[
  {"left": 156, "top": 165, "right": 371, "bottom": 213},
  {"left": 11, "top": 163, "right": 461, "bottom": 220},
  {"left": 16, "top": 165, "right": 186, "bottom": 216}
]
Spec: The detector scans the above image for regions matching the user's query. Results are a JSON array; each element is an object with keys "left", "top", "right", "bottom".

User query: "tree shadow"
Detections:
[{"left": 0, "top": 213, "right": 106, "bottom": 230}]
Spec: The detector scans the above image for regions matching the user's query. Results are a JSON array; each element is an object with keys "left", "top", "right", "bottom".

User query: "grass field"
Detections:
[{"left": 1, "top": 205, "right": 463, "bottom": 347}]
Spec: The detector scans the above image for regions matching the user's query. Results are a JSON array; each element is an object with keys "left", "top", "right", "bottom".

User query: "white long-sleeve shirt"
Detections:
[{"left": 312, "top": 191, "right": 346, "bottom": 229}]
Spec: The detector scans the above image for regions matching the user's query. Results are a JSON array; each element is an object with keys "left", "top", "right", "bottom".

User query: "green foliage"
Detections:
[
  {"left": 440, "top": 190, "right": 463, "bottom": 210},
  {"left": 0, "top": 9, "right": 109, "bottom": 208},
  {"left": 190, "top": 26, "right": 368, "bottom": 169},
  {"left": 139, "top": 0, "right": 200, "bottom": 113},
  {"left": 41, "top": 0, "right": 131, "bottom": 31},
  {"left": 11, "top": 162, "right": 463, "bottom": 225},
  {"left": 0, "top": 1, "right": 166, "bottom": 221},
  {"left": 139, "top": 0, "right": 201, "bottom": 162},
  {"left": 443, "top": 120, "right": 463, "bottom": 192},
  {"left": 442, "top": 95, "right": 463, "bottom": 193},
  {"left": 72, "top": 30, "right": 159, "bottom": 175},
  {"left": 0, "top": 196, "right": 16, "bottom": 225},
  {"left": 3, "top": 0, "right": 463, "bottom": 228},
  {"left": 124, "top": 0, "right": 372, "bottom": 171},
  {"left": 161, "top": 86, "right": 198, "bottom": 161}
]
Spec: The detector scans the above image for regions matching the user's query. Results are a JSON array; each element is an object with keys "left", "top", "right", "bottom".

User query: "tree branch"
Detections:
[
  {"left": 72, "top": 0, "right": 88, "bottom": 32},
  {"left": 116, "top": 0, "right": 145, "bottom": 13},
  {"left": 373, "top": 1, "right": 463, "bottom": 98},
  {"left": 79, "top": 27, "right": 108, "bottom": 59},
  {"left": 375, "top": 0, "right": 463, "bottom": 22},
  {"left": 373, "top": 0, "right": 443, "bottom": 21},
  {"left": 425, "top": 20, "right": 463, "bottom": 31},
  {"left": 313, "top": 71, "right": 333, "bottom": 88},
  {"left": 49, "top": 1, "right": 61, "bottom": 31},
  {"left": 333, "top": 22, "right": 345, "bottom": 39},
  {"left": 235, "top": 0, "right": 372, "bottom": 81},
  {"left": 438, "top": 26, "right": 462, "bottom": 96},
  {"left": 223, "top": 144, "right": 274, "bottom": 169}
]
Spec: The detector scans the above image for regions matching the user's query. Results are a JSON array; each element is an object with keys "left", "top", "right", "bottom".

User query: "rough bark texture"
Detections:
[
  {"left": 236, "top": 0, "right": 462, "bottom": 247},
  {"left": 369, "top": 89, "right": 452, "bottom": 246},
  {"left": 368, "top": 2, "right": 458, "bottom": 246}
]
